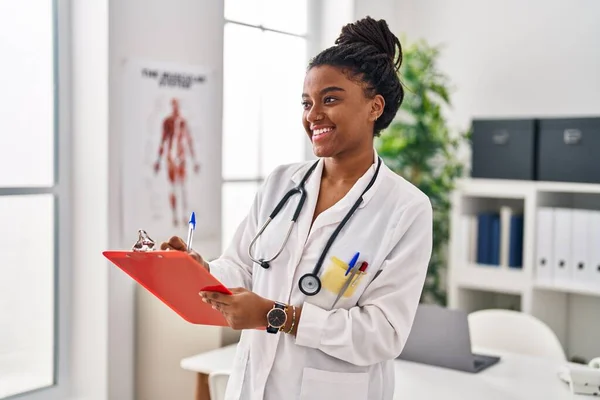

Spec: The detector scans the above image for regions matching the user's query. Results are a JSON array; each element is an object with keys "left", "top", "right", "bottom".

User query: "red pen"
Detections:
[{"left": 351, "top": 262, "right": 368, "bottom": 287}]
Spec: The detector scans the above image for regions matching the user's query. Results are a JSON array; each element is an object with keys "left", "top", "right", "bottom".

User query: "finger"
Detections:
[
  {"left": 229, "top": 287, "right": 247, "bottom": 294},
  {"left": 200, "top": 291, "right": 220, "bottom": 301},
  {"left": 203, "top": 298, "right": 229, "bottom": 310},
  {"left": 160, "top": 242, "right": 174, "bottom": 250},
  {"left": 167, "top": 236, "right": 187, "bottom": 251},
  {"left": 200, "top": 294, "right": 230, "bottom": 307},
  {"left": 201, "top": 291, "right": 232, "bottom": 304},
  {"left": 214, "top": 302, "right": 231, "bottom": 311},
  {"left": 189, "top": 250, "right": 203, "bottom": 264}
]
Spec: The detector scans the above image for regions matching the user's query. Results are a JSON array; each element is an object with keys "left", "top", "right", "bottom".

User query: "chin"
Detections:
[{"left": 312, "top": 145, "right": 336, "bottom": 159}]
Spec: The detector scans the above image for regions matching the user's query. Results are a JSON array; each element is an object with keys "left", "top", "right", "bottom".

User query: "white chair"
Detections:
[
  {"left": 208, "top": 370, "right": 231, "bottom": 400},
  {"left": 468, "top": 309, "right": 567, "bottom": 362}
]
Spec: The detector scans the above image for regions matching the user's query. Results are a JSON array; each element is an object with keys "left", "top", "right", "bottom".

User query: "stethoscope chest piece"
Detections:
[{"left": 299, "top": 273, "right": 321, "bottom": 296}]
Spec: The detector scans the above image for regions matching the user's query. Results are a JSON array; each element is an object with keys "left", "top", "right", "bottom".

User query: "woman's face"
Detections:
[{"left": 302, "top": 65, "right": 383, "bottom": 159}]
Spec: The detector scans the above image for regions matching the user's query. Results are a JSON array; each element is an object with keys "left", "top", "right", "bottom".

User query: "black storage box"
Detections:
[
  {"left": 471, "top": 119, "right": 537, "bottom": 180},
  {"left": 537, "top": 117, "right": 600, "bottom": 183}
]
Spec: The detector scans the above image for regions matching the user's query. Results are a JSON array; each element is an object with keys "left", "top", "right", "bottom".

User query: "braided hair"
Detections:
[{"left": 308, "top": 16, "right": 403, "bottom": 137}]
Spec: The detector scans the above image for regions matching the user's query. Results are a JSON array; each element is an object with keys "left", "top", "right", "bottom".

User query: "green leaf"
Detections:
[{"left": 377, "top": 36, "right": 468, "bottom": 306}]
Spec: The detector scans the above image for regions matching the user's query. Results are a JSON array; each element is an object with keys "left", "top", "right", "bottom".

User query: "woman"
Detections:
[{"left": 163, "top": 16, "right": 432, "bottom": 400}]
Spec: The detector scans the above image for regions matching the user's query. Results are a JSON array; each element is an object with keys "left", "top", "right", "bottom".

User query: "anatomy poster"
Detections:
[{"left": 120, "top": 59, "right": 221, "bottom": 255}]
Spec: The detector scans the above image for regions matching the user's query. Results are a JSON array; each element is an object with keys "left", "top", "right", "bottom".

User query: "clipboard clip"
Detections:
[{"left": 132, "top": 229, "right": 156, "bottom": 252}]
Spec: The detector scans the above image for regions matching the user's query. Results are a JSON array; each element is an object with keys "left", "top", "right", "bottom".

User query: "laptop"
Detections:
[{"left": 397, "top": 304, "right": 500, "bottom": 373}]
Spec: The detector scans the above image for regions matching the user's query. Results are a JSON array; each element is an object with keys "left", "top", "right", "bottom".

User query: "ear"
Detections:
[{"left": 369, "top": 94, "right": 385, "bottom": 122}]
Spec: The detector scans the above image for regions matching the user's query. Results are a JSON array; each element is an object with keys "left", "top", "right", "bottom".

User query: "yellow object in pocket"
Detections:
[{"left": 321, "top": 256, "right": 366, "bottom": 298}]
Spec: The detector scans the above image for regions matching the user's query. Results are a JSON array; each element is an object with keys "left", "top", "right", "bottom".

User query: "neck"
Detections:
[{"left": 322, "top": 148, "right": 375, "bottom": 184}]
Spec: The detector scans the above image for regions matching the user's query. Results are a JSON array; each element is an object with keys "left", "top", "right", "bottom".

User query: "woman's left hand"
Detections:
[{"left": 200, "top": 288, "right": 272, "bottom": 330}]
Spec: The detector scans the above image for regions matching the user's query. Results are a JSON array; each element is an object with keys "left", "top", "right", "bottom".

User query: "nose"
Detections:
[{"left": 305, "top": 103, "right": 324, "bottom": 123}]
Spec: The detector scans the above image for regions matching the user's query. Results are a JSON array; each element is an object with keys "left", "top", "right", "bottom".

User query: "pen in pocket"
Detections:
[
  {"left": 345, "top": 252, "right": 360, "bottom": 276},
  {"left": 351, "top": 262, "right": 369, "bottom": 287}
]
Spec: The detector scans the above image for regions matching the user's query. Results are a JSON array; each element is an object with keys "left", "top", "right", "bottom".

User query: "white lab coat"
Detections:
[{"left": 209, "top": 150, "right": 433, "bottom": 400}]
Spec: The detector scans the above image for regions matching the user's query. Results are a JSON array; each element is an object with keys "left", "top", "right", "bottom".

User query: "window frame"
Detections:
[
  {"left": 221, "top": 18, "right": 309, "bottom": 187},
  {"left": 221, "top": 1, "right": 320, "bottom": 247},
  {"left": 0, "top": 0, "right": 71, "bottom": 399}
]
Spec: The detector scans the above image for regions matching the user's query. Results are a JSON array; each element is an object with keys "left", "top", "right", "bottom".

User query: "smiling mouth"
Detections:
[{"left": 312, "top": 127, "right": 334, "bottom": 140}]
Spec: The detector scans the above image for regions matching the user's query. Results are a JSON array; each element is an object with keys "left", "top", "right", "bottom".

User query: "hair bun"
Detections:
[{"left": 335, "top": 16, "right": 402, "bottom": 71}]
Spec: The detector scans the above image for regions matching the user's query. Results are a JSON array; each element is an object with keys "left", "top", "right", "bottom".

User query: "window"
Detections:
[
  {"left": 0, "top": 1, "right": 67, "bottom": 399},
  {"left": 222, "top": 0, "right": 310, "bottom": 247}
]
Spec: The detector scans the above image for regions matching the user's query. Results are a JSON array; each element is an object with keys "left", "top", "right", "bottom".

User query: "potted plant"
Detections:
[{"left": 376, "top": 38, "right": 470, "bottom": 305}]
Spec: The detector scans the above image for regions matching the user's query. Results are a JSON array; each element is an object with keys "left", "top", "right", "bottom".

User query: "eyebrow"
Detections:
[{"left": 302, "top": 86, "right": 346, "bottom": 98}]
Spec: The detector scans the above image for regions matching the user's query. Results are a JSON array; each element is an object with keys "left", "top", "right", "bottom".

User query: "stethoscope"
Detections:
[{"left": 248, "top": 157, "right": 382, "bottom": 296}]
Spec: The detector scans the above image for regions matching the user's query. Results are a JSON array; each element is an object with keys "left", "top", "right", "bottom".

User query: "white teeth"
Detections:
[{"left": 313, "top": 127, "right": 333, "bottom": 136}]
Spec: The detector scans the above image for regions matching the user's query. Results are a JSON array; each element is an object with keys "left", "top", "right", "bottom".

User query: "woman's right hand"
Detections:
[{"left": 160, "top": 236, "right": 210, "bottom": 272}]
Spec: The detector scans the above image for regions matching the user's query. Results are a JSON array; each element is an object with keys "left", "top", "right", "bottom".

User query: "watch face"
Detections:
[{"left": 267, "top": 308, "right": 286, "bottom": 328}]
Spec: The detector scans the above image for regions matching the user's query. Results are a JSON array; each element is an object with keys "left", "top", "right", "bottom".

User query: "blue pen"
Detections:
[
  {"left": 345, "top": 252, "right": 360, "bottom": 276},
  {"left": 186, "top": 212, "right": 196, "bottom": 252}
]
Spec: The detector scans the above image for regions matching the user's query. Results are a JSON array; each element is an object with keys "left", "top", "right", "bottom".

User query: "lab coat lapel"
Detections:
[
  {"left": 290, "top": 151, "right": 384, "bottom": 243},
  {"left": 309, "top": 157, "right": 382, "bottom": 234},
  {"left": 293, "top": 159, "right": 323, "bottom": 250}
]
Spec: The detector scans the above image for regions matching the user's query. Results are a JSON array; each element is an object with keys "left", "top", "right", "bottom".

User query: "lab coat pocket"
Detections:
[
  {"left": 299, "top": 368, "right": 369, "bottom": 400},
  {"left": 320, "top": 256, "right": 366, "bottom": 298}
]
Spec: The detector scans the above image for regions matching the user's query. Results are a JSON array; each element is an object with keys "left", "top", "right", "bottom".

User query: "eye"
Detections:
[
  {"left": 324, "top": 96, "right": 337, "bottom": 104},
  {"left": 301, "top": 100, "right": 311, "bottom": 110}
]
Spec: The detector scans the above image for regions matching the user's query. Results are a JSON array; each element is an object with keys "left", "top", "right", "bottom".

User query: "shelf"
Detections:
[
  {"left": 454, "top": 264, "right": 528, "bottom": 294},
  {"left": 535, "top": 180, "right": 600, "bottom": 194},
  {"left": 455, "top": 179, "right": 533, "bottom": 199},
  {"left": 534, "top": 281, "right": 600, "bottom": 297},
  {"left": 450, "top": 178, "right": 600, "bottom": 361},
  {"left": 459, "top": 177, "right": 600, "bottom": 195}
]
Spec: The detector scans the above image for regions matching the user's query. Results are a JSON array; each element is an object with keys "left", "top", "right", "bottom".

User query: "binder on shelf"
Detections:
[
  {"left": 477, "top": 213, "right": 491, "bottom": 265},
  {"left": 535, "top": 208, "right": 554, "bottom": 283},
  {"left": 476, "top": 208, "right": 522, "bottom": 268},
  {"left": 477, "top": 212, "right": 500, "bottom": 266},
  {"left": 499, "top": 206, "right": 512, "bottom": 267},
  {"left": 469, "top": 216, "right": 477, "bottom": 263},
  {"left": 553, "top": 208, "right": 573, "bottom": 285},
  {"left": 490, "top": 213, "right": 501, "bottom": 265},
  {"left": 571, "top": 209, "right": 590, "bottom": 285},
  {"left": 508, "top": 214, "right": 524, "bottom": 268},
  {"left": 461, "top": 214, "right": 478, "bottom": 263},
  {"left": 589, "top": 211, "right": 600, "bottom": 287},
  {"left": 499, "top": 206, "right": 524, "bottom": 268}
]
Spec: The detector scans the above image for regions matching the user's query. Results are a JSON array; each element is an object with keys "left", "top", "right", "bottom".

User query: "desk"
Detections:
[{"left": 181, "top": 344, "right": 582, "bottom": 399}]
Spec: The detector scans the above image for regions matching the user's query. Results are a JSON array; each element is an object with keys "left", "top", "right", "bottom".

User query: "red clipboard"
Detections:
[{"left": 103, "top": 250, "right": 232, "bottom": 326}]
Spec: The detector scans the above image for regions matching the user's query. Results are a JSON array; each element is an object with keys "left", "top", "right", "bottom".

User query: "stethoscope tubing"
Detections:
[
  {"left": 309, "top": 158, "right": 382, "bottom": 277},
  {"left": 247, "top": 157, "right": 382, "bottom": 295},
  {"left": 247, "top": 161, "right": 319, "bottom": 267}
]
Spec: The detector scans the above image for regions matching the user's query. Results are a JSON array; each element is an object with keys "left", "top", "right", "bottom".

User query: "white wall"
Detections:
[
  {"left": 354, "top": 0, "right": 401, "bottom": 35},
  {"left": 318, "top": 0, "right": 355, "bottom": 52},
  {"left": 70, "top": 1, "right": 226, "bottom": 398},
  {"left": 388, "top": 0, "right": 600, "bottom": 133},
  {"left": 108, "top": 1, "right": 225, "bottom": 400},
  {"left": 70, "top": 0, "right": 109, "bottom": 399}
]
